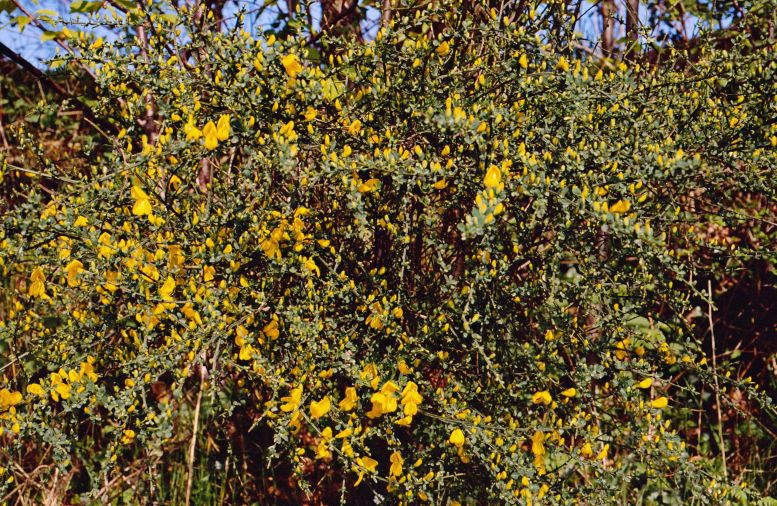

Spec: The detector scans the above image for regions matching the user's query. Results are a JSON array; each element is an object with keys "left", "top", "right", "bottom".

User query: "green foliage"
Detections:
[{"left": 0, "top": 1, "right": 775, "bottom": 503}]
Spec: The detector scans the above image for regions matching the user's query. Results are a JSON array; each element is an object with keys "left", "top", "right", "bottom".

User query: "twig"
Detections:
[
  {"left": 707, "top": 279, "right": 727, "bottom": 479},
  {"left": 185, "top": 365, "right": 206, "bottom": 506},
  {"left": 0, "top": 41, "right": 118, "bottom": 135}
]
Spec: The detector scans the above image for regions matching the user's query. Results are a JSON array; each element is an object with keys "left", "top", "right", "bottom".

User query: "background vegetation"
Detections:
[{"left": 0, "top": 0, "right": 775, "bottom": 504}]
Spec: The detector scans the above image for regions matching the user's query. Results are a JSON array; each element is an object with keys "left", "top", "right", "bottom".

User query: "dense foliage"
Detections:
[{"left": 1, "top": 0, "right": 776, "bottom": 503}]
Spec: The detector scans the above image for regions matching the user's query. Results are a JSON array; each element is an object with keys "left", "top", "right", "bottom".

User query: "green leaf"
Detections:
[
  {"left": 157, "top": 13, "right": 178, "bottom": 24},
  {"left": 15, "top": 15, "right": 30, "bottom": 31},
  {"left": 113, "top": 0, "right": 134, "bottom": 10},
  {"left": 70, "top": 0, "right": 103, "bottom": 13},
  {"left": 40, "top": 30, "right": 60, "bottom": 41},
  {"left": 49, "top": 58, "right": 67, "bottom": 69},
  {"left": 33, "top": 8, "right": 58, "bottom": 21},
  {"left": 0, "top": 0, "right": 15, "bottom": 14}
]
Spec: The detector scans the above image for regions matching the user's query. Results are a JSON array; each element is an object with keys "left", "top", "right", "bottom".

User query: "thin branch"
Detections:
[
  {"left": 185, "top": 365, "right": 206, "bottom": 506},
  {"left": 0, "top": 41, "right": 118, "bottom": 135},
  {"left": 707, "top": 280, "right": 728, "bottom": 479}
]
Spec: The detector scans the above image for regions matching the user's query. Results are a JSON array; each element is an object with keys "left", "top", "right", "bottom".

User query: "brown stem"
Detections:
[
  {"left": 185, "top": 365, "right": 207, "bottom": 506},
  {"left": 625, "top": 0, "right": 639, "bottom": 61},
  {"left": 381, "top": 0, "right": 391, "bottom": 30},
  {"left": 600, "top": 0, "right": 616, "bottom": 57}
]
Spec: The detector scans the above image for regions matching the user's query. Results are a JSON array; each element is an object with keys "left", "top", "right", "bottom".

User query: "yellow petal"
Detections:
[
  {"left": 532, "top": 390, "right": 552, "bottom": 405},
  {"left": 358, "top": 178, "right": 380, "bottom": 193},
  {"left": 281, "top": 54, "right": 303, "bottom": 78},
  {"left": 360, "top": 456, "right": 378, "bottom": 472},
  {"left": 484, "top": 165, "right": 502, "bottom": 190},
  {"left": 26, "top": 383, "right": 45, "bottom": 397},
  {"left": 347, "top": 119, "right": 362, "bottom": 135},
  {"left": 216, "top": 114, "right": 231, "bottom": 141},
  {"left": 449, "top": 428, "right": 465, "bottom": 447},
  {"left": 436, "top": 40, "right": 450, "bottom": 56},
  {"left": 651, "top": 396, "right": 668, "bottom": 409},
  {"left": 310, "top": 396, "right": 331, "bottom": 419},
  {"left": 159, "top": 276, "right": 176, "bottom": 301},
  {"left": 132, "top": 198, "right": 152, "bottom": 216},
  {"left": 202, "top": 121, "right": 218, "bottom": 150},
  {"left": 531, "top": 431, "right": 545, "bottom": 457},
  {"left": 610, "top": 199, "right": 631, "bottom": 214}
]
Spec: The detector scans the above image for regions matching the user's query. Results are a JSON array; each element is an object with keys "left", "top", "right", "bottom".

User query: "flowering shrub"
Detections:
[{"left": 1, "top": 0, "right": 776, "bottom": 503}]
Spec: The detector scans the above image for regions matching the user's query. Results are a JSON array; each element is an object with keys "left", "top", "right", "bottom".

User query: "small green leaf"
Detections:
[
  {"left": 70, "top": 0, "right": 103, "bottom": 13},
  {"left": 40, "top": 30, "right": 60, "bottom": 41},
  {"left": 15, "top": 15, "right": 30, "bottom": 30}
]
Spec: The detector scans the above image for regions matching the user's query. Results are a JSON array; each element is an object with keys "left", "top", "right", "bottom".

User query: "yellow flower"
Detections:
[
  {"left": 359, "top": 456, "right": 378, "bottom": 472},
  {"left": 347, "top": 119, "right": 362, "bottom": 135},
  {"left": 54, "top": 382, "right": 71, "bottom": 400},
  {"left": 432, "top": 179, "right": 449, "bottom": 190},
  {"left": 341, "top": 439, "right": 354, "bottom": 457},
  {"left": 121, "top": 429, "right": 136, "bottom": 444},
  {"left": 561, "top": 387, "right": 576, "bottom": 398},
  {"left": 203, "top": 265, "right": 215, "bottom": 282},
  {"left": 436, "top": 40, "right": 451, "bottom": 57},
  {"left": 637, "top": 378, "right": 653, "bottom": 389},
  {"left": 580, "top": 442, "right": 594, "bottom": 458},
  {"left": 159, "top": 276, "right": 176, "bottom": 301},
  {"left": 532, "top": 390, "right": 552, "bottom": 405},
  {"left": 26, "top": 383, "right": 46, "bottom": 397},
  {"left": 315, "top": 439, "right": 332, "bottom": 460},
  {"left": 449, "top": 428, "right": 465, "bottom": 447},
  {"left": 339, "top": 387, "right": 357, "bottom": 411},
  {"left": 366, "top": 391, "right": 397, "bottom": 418},
  {"left": 400, "top": 381, "right": 422, "bottom": 416},
  {"left": 79, "top": 360, "right": 98, "bottom": 382},
  {"left": 389, "top": 451, "right": 403, "bottom": 477},
  {"left": 216, "top": 114, "right": 231, "bottom": 141},
  {"left": 263, "top": 317, "right": 280, "bottom": 340},
  {"left": 531, "top": 431, "right": 545, "bottom": 457},
  {"left": 0, "top": 389, "right": 22, "bottom": 410},
  {"left": 354, "top": 456, "right": 378, "bottom": 486},
  {"left": 64, "top": 259, "right": 84, "bottom": 287},
  {"left": 380, "top": 380, "right": 400, "bottom": 395},
  {"left": 289, "top": 410, "right": 301, "bottom": 433},
  {"left": 651, "top": 396, "right": 668, "bottom": 409},
  {"left": 610, "top": 199, "right": 631, "bottom": 214},
  {"left": 131, "top": 185, "right": 153, "bottom": 216},
  {"left": 310, "top": 396, "right": 331, "bottom": 419},
  {"left": 28, "top": 266, "right": 46, "bottom": 298},
  {"left": 281, "top": 54, "right": 303, "bottom": 78},
  {"left": 358, "top": 178, "right": 380, "bottom": 193},
  {"left": 238, "top": 344, "right": 254, "bottom": 361},
  {"left": 235, "top": 325, "right": 248, "bottom": 347},
  {"left": 303, "top": 107, "right": 317, "bottom": 122},
  {"left": 202, "top": 121, "right": 218, "bottom": 150},
  {"left": 483, "top": 165, "right": 503, "bottom": 190},
  {"left": 280, "top": 385, "right": 303, "bottom": 412},
  {"left": 336, "top": 427, "right": 352, "bottom": 439},
  {"left": 303, "top": 257, "right": 320, "bottom": 276}
]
